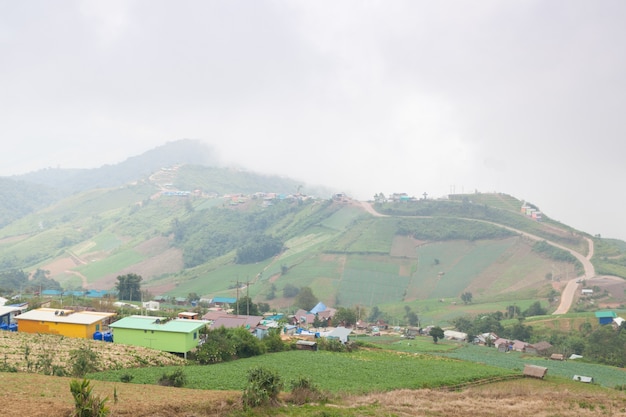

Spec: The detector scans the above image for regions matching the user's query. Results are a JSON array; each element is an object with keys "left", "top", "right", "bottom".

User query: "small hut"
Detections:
[{"left": 523, "top": 364, "right": 548, "bottom": 379}]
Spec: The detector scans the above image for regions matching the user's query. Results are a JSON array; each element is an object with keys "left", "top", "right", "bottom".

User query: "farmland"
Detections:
[
  {"left": 438, "top": 344, "right": 626, "bottom": 388},
  {"left": 88, "top": 348, "right": 515, "bottom": 392}
]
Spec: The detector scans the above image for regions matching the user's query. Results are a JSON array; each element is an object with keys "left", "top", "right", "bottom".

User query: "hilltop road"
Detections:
[{"left": 358, "top": 201, "right": 595, "bottom": 314}]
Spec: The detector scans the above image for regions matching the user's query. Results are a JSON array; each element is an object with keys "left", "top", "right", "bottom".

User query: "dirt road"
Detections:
[{"left": 358, "top": 201, "right": 595, "bottom": 314}]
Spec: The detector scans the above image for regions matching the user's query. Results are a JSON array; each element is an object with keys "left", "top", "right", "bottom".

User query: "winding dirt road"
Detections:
[{"left": 358, "top": 201, "right": 595, "bottom": 314}]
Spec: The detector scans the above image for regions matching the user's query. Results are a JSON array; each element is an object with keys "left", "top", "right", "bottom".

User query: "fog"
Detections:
[{"left": 1, "top": 1, "right": 625, "bottom": 239}]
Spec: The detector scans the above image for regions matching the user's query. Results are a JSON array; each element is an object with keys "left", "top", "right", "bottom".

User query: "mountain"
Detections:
[
  {"left": 11, "top": 139, "right": 219, "bottom": 194},
  {"left": 1, "top": 140, "right": 625, "bottom": 325}
]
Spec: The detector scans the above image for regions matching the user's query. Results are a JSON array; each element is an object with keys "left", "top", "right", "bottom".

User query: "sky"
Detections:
[{"left": 1, "top": 1, "right": 625, "bottom": 240}]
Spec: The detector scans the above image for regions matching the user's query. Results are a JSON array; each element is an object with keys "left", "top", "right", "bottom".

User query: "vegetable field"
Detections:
[
  {"left": 439, "top": 344, "right": 626, "bottom": 388},
  {"left": 88, "top": 349, "right": 513, "bottom": 392}
]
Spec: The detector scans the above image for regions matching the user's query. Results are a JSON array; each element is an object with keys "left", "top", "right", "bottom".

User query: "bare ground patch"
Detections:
[
  {"left": 583, "top": 275, "right": 626, "bottom": 308},
  {"left": 390, "top": 235, "right": 427, "bottom": 258},
  {"left": 3, "top": 373, "right": 626, "bottom": 417}
]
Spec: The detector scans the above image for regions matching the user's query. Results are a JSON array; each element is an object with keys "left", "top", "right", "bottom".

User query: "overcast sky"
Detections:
[{"left": 1, "top": 1, "right": 625, "bottom": 240}]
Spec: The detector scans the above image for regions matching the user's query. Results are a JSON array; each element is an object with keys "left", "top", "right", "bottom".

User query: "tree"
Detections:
[
  {"left": 295, "top": 287, "right": 317, "bottom": 311},
  {"left": 460, "top": 292, "right": 473, "bottom": 304},
  {"left": 406, "top": 311, "right": 419, "bottom": 327},
  {"left": 187, "top": 292, "right": 200, "bottom": 304},
  {"left": 522, "top": 301, "right": 547, "bottom": 317},
  {"left": 29, "top": 268, "right": 62, "bottom": 293},
  {"left": 333, "top": 307, "right": 357, "bottom": 327},
  {"left": 505, "top": 305, "right": 520, "bottom": 319},
  {"left": 403, "top": 306, "right": 419, "bottom": 326},
  {"left": 430, "top": 326, "right": 445, "bottom": 344},
  {"left": 508, "top": 320, "right": 532, "bottom": 341},
  {"left": 368, "top": 306, "right": 382, "bottom": 323},
  {"left": 235, "top": 235, "right": 283, "bottom": 264},
  {"left": 115, "top": 273, "right": 142, "bottom": 301},
  {"left": 452, "top": 316, "right": 474, "bottom": 334},
  {"left": 235, "top": 296, "right": 260, "bottom": 316},
  {"left": 266, "top": 284, "right": 276, "bottom": 300},
  {"left": 283, "top": 284, "right": 300, "bottom": 298}
]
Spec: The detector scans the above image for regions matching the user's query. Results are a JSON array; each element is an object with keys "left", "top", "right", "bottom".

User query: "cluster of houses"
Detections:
[
  {"left": 0, "top": 298, "right": 352, "bottom": 358},
  {"left": 520, "top": 202, "right": 542, "bottom": 221}
]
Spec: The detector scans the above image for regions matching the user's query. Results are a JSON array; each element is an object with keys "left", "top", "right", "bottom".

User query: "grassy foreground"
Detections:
[{"left": 3, "top": 372, "right": 626, "bottom": 417}]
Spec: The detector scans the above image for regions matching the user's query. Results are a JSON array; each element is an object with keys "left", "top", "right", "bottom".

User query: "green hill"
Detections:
[{"left": 1, "top": 142, "right": 626, "bottom": 325}]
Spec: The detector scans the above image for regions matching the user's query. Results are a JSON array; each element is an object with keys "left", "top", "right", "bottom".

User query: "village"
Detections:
[{"left": 1, "top": 291, "right": 623, "bottom": 376}]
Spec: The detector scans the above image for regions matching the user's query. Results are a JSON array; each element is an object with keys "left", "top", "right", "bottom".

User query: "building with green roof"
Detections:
[
  {"left": 594, "top": 310, "right": 617, "bottom": 325},
  {"left": 109, "top": 315, "right": 207, "bottom": 357}
]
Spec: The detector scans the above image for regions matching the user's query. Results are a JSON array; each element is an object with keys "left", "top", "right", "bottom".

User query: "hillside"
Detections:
[{"left": 0, "top": 142, "right": 625, "bottom": 323}]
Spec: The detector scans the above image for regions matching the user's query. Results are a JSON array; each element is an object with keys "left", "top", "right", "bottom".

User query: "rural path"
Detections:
[{"left": 358, "top": 201, "right": 595, "bottom": 314}]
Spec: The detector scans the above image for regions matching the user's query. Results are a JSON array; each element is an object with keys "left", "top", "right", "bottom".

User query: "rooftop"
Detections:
[
  {"left": 16, "top": 308, "right": 115, "bottom": 325},
  {"left": 109, "top": 315, "right": 207, "bottom": 333}
]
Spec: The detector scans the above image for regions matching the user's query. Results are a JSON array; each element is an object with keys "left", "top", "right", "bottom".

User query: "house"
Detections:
[
  {"left": 581, "top": 288, "right": 593, "bottom": 296},
  {"left": 494, "top": 338, "right": 510, "bottom": 352},
  {"left": 16, "top": 308, "right": 115, "bottom": 339},
  {"left": 595, "top": 311, "right": 617, "bottom": 325},
  {"left": 573, "top": 375, "right": 593, "bottom": 383},
  {"left": 283, "top": 324, "right": 297, "bottom": 336},
  {"left": 209, "top": 315, "right": 263, "bottom": 332},
  {"left": 0, "top": 306, "right": 22, "bottom": 330},
  {"left": 550, "top": 353, "right": 565, "bottom": 361},
  {"left": 320, "top": 327, "right": 352, "bottom": 343},
  {"left": 473, "top": 332, "right": 498, "bottom": 346},
  {"left": 525, "top": 341, "right": 553, "bottom": 356},
  {"left": 293, "top": 304, "right": 336, "bottom": 327},
  {"left": 202, "top": 311, "right": 264, "bottom": 335},
  {"left": 444, "top": 330, "right": 468, "bottom": 342},
  {"left": 612, "top": 317, "right": 625, "bottom": 330},
  {"left": 143, "top": 301, "right": 160, "bottom": 311},
  {"left": 511, "top": 340, "right": 528, "bottom": 352},
  {"left": 211, "top": 297, "right": 237, "bottom": 308},
  {"left": 109, "top": 315, "right": 208, "bottom": 357},
  {"left": 178, "top": 312, "right": 200, "bottom": 320}
]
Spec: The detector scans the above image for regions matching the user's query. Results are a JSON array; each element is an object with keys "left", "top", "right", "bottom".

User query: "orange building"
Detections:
[{"left": 16, "top": 308, "right": 116, "bottom": 339}]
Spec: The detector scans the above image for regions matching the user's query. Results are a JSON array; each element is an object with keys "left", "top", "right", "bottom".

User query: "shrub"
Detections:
[
  {"left": 69, "top": 379, "right": 109, "bottom": 417},
  {"left": 120, "top": 373, "right": 134, "bottom": 383},
  {"left": 158, "top": 368, "right": 187, "bottom": 387},
  {"left": 70, "top": 346, "right": 100, "bottom": 377},
  {"left": 288, "top": 376, "right": 326, "bottom": 405},
  {"left": 317, "top": 337, "right": 346, "bottom": 352},
  {"left": 0, "top": 354, "right": 17, "bottom": 373},
  {"left": 242, "top": 366, "right": 283, "bottom": 408}
]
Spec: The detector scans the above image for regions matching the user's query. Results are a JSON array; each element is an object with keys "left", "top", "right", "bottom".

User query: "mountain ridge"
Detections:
[{"left": 0, "top": 139, "right": 625, "bottom": 324}]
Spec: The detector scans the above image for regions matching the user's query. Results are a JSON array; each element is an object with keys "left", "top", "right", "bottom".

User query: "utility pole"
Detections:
[
  {"left": 246, "top": 279, "right": 250, "bottom": 316},
  {"left": 234, "top": 279, "right": 240, "bottom": 315}
]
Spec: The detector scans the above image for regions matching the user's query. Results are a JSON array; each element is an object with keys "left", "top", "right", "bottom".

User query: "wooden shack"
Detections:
[{"left": 523, "top": 364, "right": 548, "bottom": 379}]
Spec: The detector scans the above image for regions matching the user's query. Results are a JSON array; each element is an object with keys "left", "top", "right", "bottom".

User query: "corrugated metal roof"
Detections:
[
  {"left": 213, "top": 297, "right": 236, "bottom": 304},
  {"left": 0, "top": 306, "right": 22, "bottom": 316},
  {"left": 16, "top": 308, "right": 115, "bottom": 325},
  {"left": 109, "top": 315, "right": 207, "bottom": 333}
]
